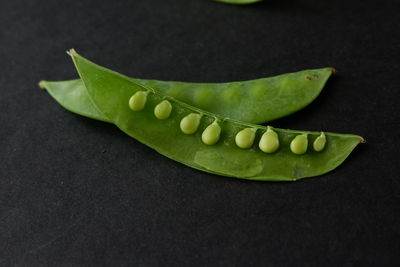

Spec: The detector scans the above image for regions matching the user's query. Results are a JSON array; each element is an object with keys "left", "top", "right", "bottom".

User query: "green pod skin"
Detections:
[
  {"left": 136, "top": 68, "right": 335, "bottom": 125},
  {"left": 68, "top": 50, "right": 364, "bottom": 181},
  {"left": 40, "top": 68, "right": 335, "bottom": 125},
  {"left": 38, "top": 79, "right": 110, "bottom": 123}
]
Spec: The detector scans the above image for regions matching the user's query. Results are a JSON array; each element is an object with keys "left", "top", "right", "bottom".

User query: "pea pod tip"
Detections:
[
  {"left": 38, "top": 80, "right": 47, "bottom": 90},
  {"left": 67, "top": 48, "right": 78, "bottom": 57}
]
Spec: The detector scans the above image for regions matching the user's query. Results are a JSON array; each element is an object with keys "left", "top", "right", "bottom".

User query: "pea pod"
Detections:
[
  {"left": 68, "top": 49, "right": 363, "bottom": 181},
  {"left": 40, "top": 67, "right": 334, "bottom": 124}
]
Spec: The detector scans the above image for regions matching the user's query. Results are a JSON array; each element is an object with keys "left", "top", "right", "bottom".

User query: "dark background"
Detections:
[{"left": 1, "top": 0, "right": 399, "bottom": 266}]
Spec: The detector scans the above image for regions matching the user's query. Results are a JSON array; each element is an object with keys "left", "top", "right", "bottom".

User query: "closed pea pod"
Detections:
[
  {"left": 290, "top": 134, "right": 308, "bottom": 155},
  {"left": 202, "top": 120, "right": 221, "bottom": 145},
  {"left": 235, "top": 128, "right": 257, "bottom": 149},
  {"left": 313, "top": 132, "right": 326, "bottom": 152},
  {"left": 180, "top": 113, "right": 202, "bottom": 134},
  {"left": 154, "top": 100, "right": 172, "bottom": 120},
  {"left": 259, "top": 127, "right": 279, "bottom": 153},
  {"left": 41, "top": 67, "right": 335, "bottom": 125},
  {"left": 129, "top": 91, "right": 148, "bottom": 111}
]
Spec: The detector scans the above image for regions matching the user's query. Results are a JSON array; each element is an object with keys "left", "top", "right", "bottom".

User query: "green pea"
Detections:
[
  {"left": 154, "top": 100, "right": 172, "bottom": 120},
  {"left": 129, "top": 91, "right": 148, "bottom": 111},
  {"left": 235, "top": 128, "right": 256, "bottom": 149},
  {"left": 259, "top": 127, "right": 279, "bottom": 153},
  {"left": 290, "top": 134, "right": 308, "bottom": 155},
  {"left": 313, "top": 132, "right": 326, "bottom": 152},
  {"left": 201, "top": 121, "right": 221, "bottom": 145},
  {"left": 180, "top": 113, "right": 201, "bottom": 134}
]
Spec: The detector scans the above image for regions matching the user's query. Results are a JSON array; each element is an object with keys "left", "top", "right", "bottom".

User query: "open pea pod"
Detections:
[
  {"left": 40, "top": 67, "right": 334, "bottom": 124},
  {"left": 69, "top": 49, "right": 363, "bottom": 181}
]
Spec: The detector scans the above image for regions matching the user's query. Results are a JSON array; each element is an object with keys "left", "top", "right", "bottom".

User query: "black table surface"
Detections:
[{"left": 1, "top": 0, "right": 399, "bottom": 266}]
